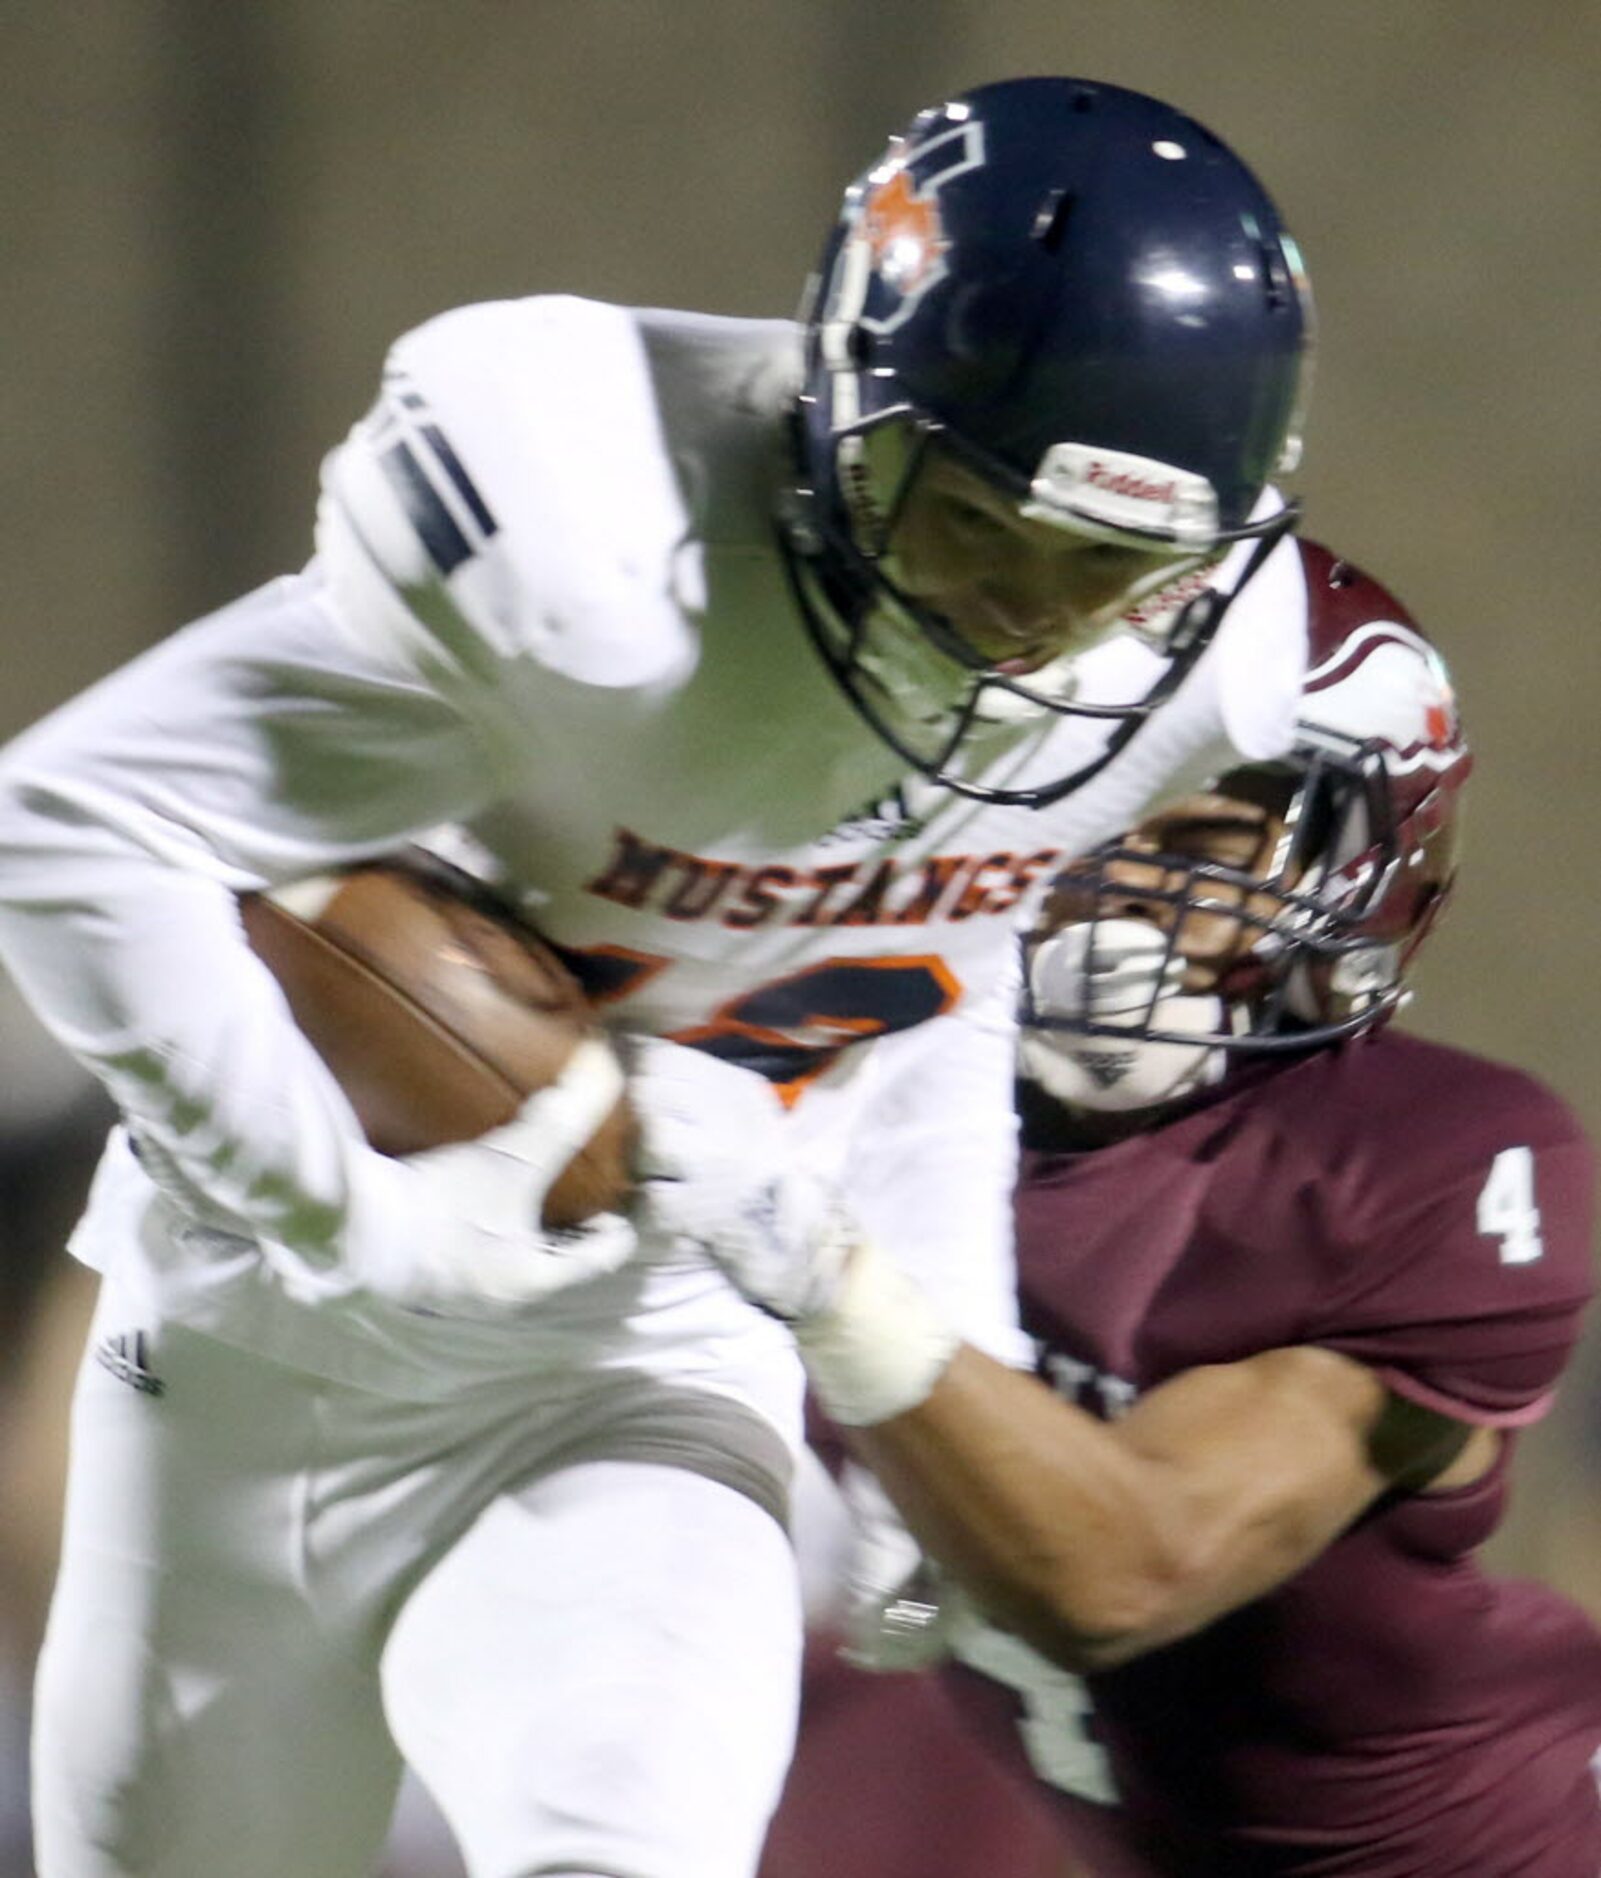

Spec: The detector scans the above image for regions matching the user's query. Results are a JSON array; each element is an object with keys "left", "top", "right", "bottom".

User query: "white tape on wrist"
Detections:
[{"left": 795, "top": 1237, "right": 961, "bottom": 1428}]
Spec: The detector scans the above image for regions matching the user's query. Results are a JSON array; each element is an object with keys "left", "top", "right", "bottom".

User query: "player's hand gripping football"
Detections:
[
  {"left": 629, "top": 1039, "right": 958, "bottom": 1425},
  {"left": 395, "top": 1036, "right": 636, "bottom": 1314}
]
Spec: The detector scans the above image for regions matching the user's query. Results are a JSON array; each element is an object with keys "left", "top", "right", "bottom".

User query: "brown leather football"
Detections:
[{"left": 238, "top": 854, "right": 634, "bottom": 1226}]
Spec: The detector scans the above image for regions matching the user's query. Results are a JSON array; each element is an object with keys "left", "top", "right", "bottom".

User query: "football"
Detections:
[{"left": 238, "top": 854, "right": 634, "bottom": 1226}]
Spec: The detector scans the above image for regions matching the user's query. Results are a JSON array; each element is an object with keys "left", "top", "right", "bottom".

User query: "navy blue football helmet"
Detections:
[{"left": 781, "top": 76, "right": 1313, "bottom": 805}]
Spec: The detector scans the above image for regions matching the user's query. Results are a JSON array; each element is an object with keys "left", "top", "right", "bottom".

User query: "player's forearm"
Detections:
[
  {"left": 0, "top": 803, "right": 580, "bottom": 1304},
  {"left": 0, "top": 804, "right": 371, "bottom": 1272},
  {"left": 848, "top": 1343, "right": 1201, "bottom": 1669},
  {"left": 0, "top": 607, "right": 485, "bottom": 1287},
  {"left": 847, "top": 1338, "right": 1386, "bottom": 1673},
  {"left": 780, "top": 1241, "right": 1197, "bottom": 1664}
]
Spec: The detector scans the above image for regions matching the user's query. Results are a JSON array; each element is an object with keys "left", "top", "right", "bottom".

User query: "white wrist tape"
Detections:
[{"left": 795, "top": 1236, "right": 961, "bottom": 1428}]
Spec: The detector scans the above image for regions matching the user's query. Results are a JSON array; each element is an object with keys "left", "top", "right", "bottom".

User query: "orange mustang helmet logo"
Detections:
[{"left": 861, "top": 163, "right": 949, "bottom": 297}]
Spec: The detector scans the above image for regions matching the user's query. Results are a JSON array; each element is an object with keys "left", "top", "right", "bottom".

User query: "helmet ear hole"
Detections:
[
  {"left": 1259, "top": 238, "right": 1295, "bottom": 311},
  {"left": 1032, "top": 190, "right": 1077, "bottom": 253}
]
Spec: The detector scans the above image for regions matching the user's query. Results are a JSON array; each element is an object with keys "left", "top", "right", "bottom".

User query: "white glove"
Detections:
[
  {"left": 387, "top": 1037, "right": 637, "bottom": 1316},
  {"left": 630, "top": 1037, "right": 958, "bottom": 1425},
  {"left": 629, "top": 1037, "right": 852, "bottom": 1319}
]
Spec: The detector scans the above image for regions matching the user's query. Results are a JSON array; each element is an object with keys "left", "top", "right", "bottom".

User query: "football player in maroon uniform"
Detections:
[{"left": 664, "top": 546, "right": 1601, "bottom": 1877}]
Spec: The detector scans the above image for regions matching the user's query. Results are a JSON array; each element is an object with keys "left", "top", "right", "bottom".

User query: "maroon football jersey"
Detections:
[
  {"left": 951, "top": 1029, "right": 1601, "bottom": 1876},
  {"left": 758, "top": 1641, "right": 1074, "bottom": 1878}
]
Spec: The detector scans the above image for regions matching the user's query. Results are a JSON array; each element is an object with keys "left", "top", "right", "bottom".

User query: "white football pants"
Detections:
[{"left": 32, "top": 1275, "right": 804, "bottom": 1878}]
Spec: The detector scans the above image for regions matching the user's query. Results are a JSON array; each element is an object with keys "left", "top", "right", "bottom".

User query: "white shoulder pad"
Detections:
[{"left": 315, "top": 297, "right": 701, "bottom": 690}]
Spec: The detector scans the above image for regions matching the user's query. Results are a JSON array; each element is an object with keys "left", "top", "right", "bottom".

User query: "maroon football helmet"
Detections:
[{"left": 1025, "top": 543, "right": 1472, "bottom": 1054}]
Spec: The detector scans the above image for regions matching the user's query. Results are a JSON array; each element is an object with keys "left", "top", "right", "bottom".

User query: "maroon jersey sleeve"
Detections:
[{"left": 1304, "top": 1037, "right": 1596, "bottom": 1423}]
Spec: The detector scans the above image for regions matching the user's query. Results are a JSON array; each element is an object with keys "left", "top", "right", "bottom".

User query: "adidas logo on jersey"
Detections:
[
  {"left": 815, "top": 782, "right": 937, "bottom": 849},
  {"left": 95, "top": 1330, "right": 164, "bottom": 1397}
]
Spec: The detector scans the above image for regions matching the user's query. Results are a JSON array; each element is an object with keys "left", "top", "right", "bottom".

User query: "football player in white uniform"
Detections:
[{"left": 0, "top": 78, "right": 1314, "bottom": 1878}]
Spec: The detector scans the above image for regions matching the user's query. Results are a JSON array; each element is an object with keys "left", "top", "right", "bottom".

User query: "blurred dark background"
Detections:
[{"left": 2, "top": 6, "right": 1597, "bottom": 1864}]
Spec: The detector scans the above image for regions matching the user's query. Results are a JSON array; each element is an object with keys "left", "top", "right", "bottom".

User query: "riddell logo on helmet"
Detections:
[{"left": 1085, "top": 461, "right": 1180, "bottom": 505}]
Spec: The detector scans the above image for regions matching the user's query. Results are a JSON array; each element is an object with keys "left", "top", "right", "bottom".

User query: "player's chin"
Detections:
[{"left": 957, "top": 618, "right": 1104, "bottom": 675}]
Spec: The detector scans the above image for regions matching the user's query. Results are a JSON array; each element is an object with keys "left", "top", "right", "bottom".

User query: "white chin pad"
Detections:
[
  {"left": 1024, "top": 920, "right": 1220, "bottom": 1112},
  {"left": 1019, "top": 1002, "right": 1222, "bottom": 1112}
]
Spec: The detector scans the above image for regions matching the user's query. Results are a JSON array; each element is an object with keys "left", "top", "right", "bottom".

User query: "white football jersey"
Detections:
[
  {"left": 312, "top": 298, "right": 1303, "bottom": 1053},
  {"left": 0, "top": 296, "right": 1307, "bottom": 1379}
]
